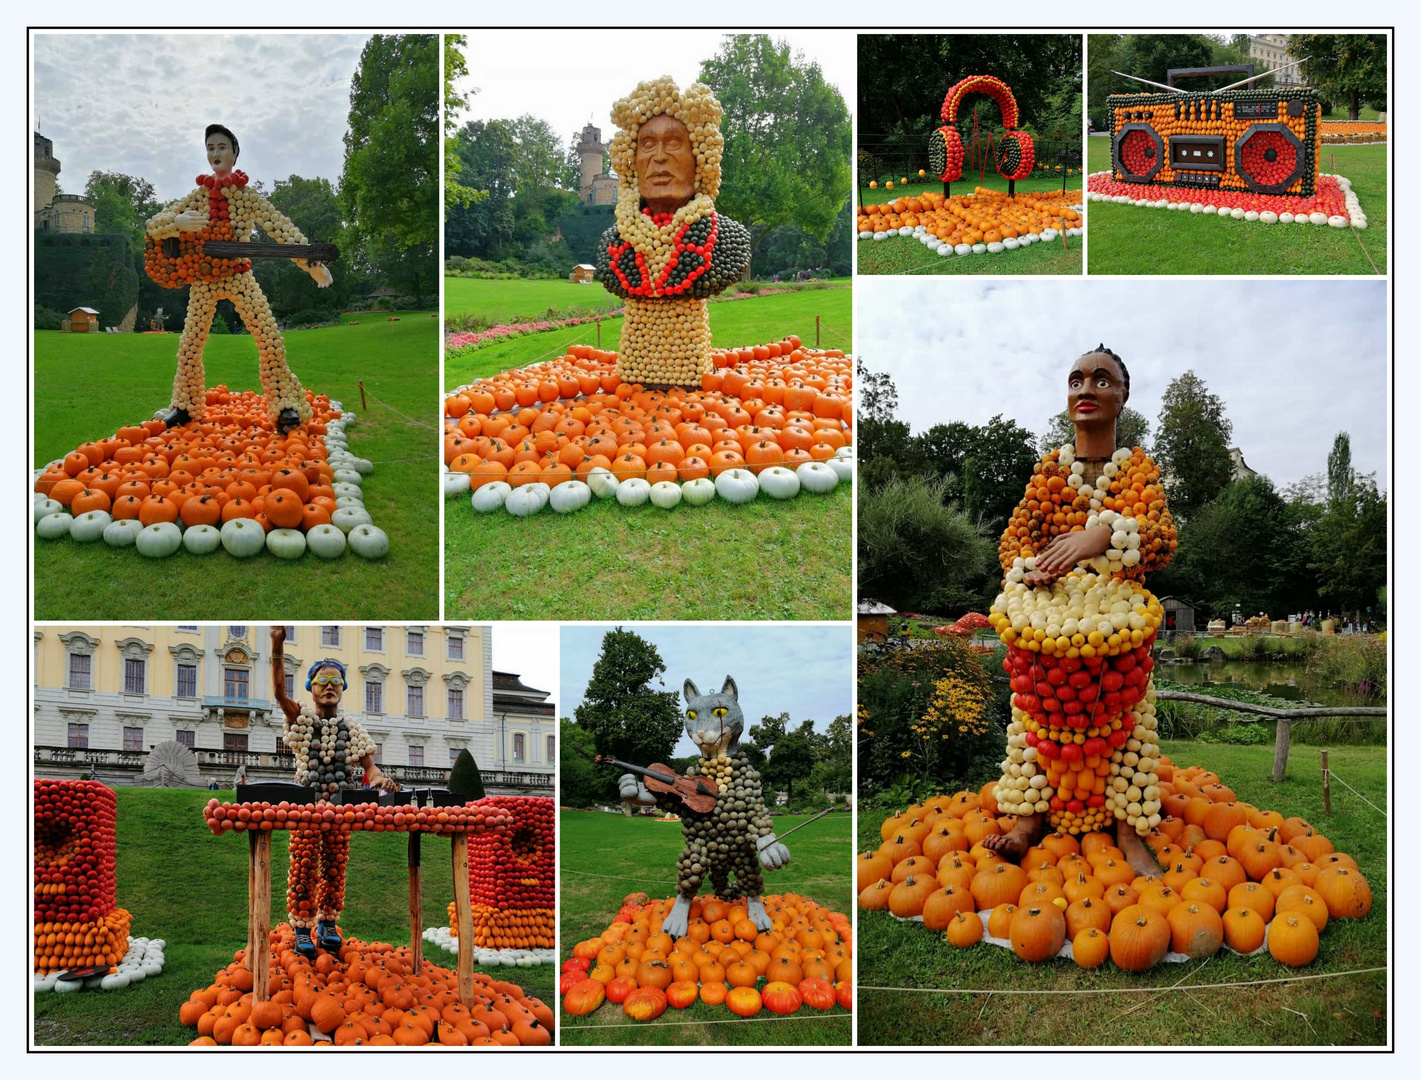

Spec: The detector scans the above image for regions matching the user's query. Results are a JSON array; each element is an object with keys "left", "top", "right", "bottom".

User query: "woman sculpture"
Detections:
[
  {"left": 270, "top": 627, "right": 398, "bottom": 957},
  {"left": 595, "top": 78, "right": 751, "bottom": 386},
  {"left": 985, "top": 347, "right": 1177, "bottom": 876}
]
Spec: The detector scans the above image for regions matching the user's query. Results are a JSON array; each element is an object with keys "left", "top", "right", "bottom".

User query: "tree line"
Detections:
[
  {"left": 558, "top": 628, "right": 851, "bottom": 811},
  {"left": 857, "top": 362, "right": 1386, "bottom": 626}
]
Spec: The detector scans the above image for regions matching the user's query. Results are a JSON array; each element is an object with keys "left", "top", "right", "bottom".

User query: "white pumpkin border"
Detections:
[{"left": 1085, "top": 172, "right": 1368, "bottom": 230}]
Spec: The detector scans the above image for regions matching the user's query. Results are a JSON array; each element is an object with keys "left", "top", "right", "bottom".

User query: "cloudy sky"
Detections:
[
  {"left": 561, "top": 625, "right": 852, "bottom": 757},
  {"left": 33, "top": 33, "right": 371, "bottom": 203},
  {"left": 855, "top": 277, "right": 1388, "bottom": 490},
  {"left": 492, "top": 624, "right": 559, "bottom": 716},
  {"left": 449, "top": 30, "right": 854, "bottom": 158}
]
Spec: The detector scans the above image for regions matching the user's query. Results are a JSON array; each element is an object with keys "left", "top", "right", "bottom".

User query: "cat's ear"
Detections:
[
  {"left": 721, "top": 675, "right": 738, "bottom": 700},
  {"left": 683, "top": 679, "right": 700, "bottom": 703}
]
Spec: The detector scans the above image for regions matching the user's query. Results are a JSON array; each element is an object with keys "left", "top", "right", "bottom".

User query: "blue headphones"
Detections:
[{"left": 305, "top": 658, "right": 347, "bottom": 690}]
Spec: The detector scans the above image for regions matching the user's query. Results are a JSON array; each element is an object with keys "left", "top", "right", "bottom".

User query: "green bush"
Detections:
[
  {"left": 448, "top": 748, "right": 486, "bottom": 799},
  {"left": 281, "top": 308, "right": 341, "bottom": 328},
  {"left": 34, "top": 304, "right": 64, "bottom": 331},
  {"left": 1307, "top": 634, "right": 1387, "bottom": 700}
]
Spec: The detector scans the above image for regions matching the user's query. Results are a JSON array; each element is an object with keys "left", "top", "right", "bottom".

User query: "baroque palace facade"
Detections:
[{"left": 33, "top": 624, "right": 553, "bottom": 794}]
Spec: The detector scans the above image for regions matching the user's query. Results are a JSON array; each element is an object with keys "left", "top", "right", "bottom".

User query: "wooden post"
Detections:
[
  {"left": 245, "top": 830, "right": 257, "bottom": 970},
  {"left": 1271, "top": 717, "right": 1292, "bottom": 783},
  {"left": 815, "top": 315, "right": 821, "bottom": 348},
  {"left": 1008, "top": 179, "right": 1016, "bottom": 197},
  {"left": 452, "top": 832, "right": 473, "bottom": 1006},
  {"left": 1321, "top": 750, "right": 1332, "bottom": 817},
  {"left": 251, "top": 830, "right": 272, "bottom": 1003},
  {"left": 943, "top": 181, "right": 951, "bottom": 198},
  {"left": 596, "top": 319, "right": 601, "bottom": 348},
  {"left": 408, "top": 832, "right": 423, "bottom": 974},
  {"left": 358, "top": 380, "right": 367, "bottom": 410}
]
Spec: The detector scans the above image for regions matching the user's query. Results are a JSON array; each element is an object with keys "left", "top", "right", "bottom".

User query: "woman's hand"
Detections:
[
  {"left": 1034, "top": 524, "right": 1112, "bottom": 573},
  {"left": 174, "top": 208, "right": 208, "bottom": 233}
]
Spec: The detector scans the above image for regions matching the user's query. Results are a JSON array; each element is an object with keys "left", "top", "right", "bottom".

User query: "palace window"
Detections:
[
  {"left": 448, "top": 687, "right": 464, "bottom": 720},
  {"left": 447, "top": 633, "right": 464, "bottom": 661},
  {"left": 366, "top": 680, "right": 384, "bottom": 714},
  {"left": 406, "top": 630, "right": 425, "bottom": 657},
  {"left": 407, "top": 684, "right": 425, "bottom": 718},
  {"left": 365, "top": 627, "right": 383, "bottom": 651},
  {"left": 321, "top": 626, "right": 341, "bottom": 647},
  {"left": 67, "top": 653, "right": 92, "bottom": 690},
  {"left": 123, "top": 657, "right": 146, "bottom": 695},
  {"left": 547, "top": 734, "right": 555, "bottom": 762},
  {"left": 408, "top": 745, "right": 424, "bottom": 768},
  {"left": 176, "top": 663, "right": 197, "bottom": 698},
  {"left": 67, "top": 723, "right": 89, "bottom": 749},
  {"left": 513, "top": 733, "right": 525, "bottom": 763},
  {"left": 175, "top": 730, "right": 195, "bottom": 749},
  {"left": 224, "top": 667, "right": 249, "bottom": 701},
  {"left": 123, "top": 727, "right": 144, "bottom": 752}
]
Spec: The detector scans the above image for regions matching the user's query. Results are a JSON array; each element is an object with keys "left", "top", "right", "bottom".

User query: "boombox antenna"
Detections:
[
  {"left": 1112, "top": 71, "right": 1186, "bottom": 94},
  {"left": 1214, "top": 57, "right": 1310, "bottom": 92}
]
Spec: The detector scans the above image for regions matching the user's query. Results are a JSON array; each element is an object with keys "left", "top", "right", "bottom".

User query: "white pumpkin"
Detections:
[
  {"left": 136, "top": 522, "right": 182, "bottom": 558},
  {"left": 649, "top": 481, "right": 682, "bottom": 509},
  {"left": 549, "top": 480, "right": 591, "bottom": 514},
  {"left": 335, "top": 495, "right": 365, "bottom": 510},
  {"left": 332, "top": 468, "right": 363, "bottom": 486},
  {"left": 53, "top": 978, "right": 82, "bottom": 994},
  {"left": 36, "top": 512, "right": 72, "bottom": 539},
  {"left": 34, "top": 498, "right": 63, "bottom": 521},
  {"left": 266, "top": 528, "right": 307, "bottom": 560},
  {"left": 330, "top": 506, "right": 373, "bottom": 533},
  {"left": 615, "top": 478, "right": 651, "bottom": 506},
  {"left": 306, "top": 524, "right": 348, "bottom": 558},
  {"left": 682, "top": 477, "right": 716, "bottom": 506},
  {"left": 826, "top": 456, "right": 854, "bottom": 482},
  {"left": 444, "top": 472, "right": 471, "bottom": 499},
  {"left": 586, "top": 467, "right": 620, "bottom": 499},
  {"left": 714, "top": 468, "right": 759, "bottom": 505},
  {"left": 505, "top": 485, "right": 546, "bottom": 518},
  {"left": 471, "top": 481, "right": 511, "bottom": 513},
  {"left": 220, "top": 518, "right": 266, "bottom": 558},
  {"left": 70, "top": 510, "right": 112, "bottom": 542},
  {"left": 796, "top": 461, "right": 839, "bottom": 494},
  {"left": 758, "top": 466, "right": 801, "bottom": 500},
  {"left": 332, "top": 482, "right": 363, "bottom": 500},
  {"left": 350, "top": 457, "right": 374, "bottom": 475},
  {"left": 100, "top": 973, "right": 130, "bottom": 991},
  {"left": 181, "top": 523, "right": 222, "bottom": 555},
  {"left": 347, "top": 524, "right": 390, "bottom": 559},
  {"left": 103, "top": 519, "right": 143, "bottom": 548}
]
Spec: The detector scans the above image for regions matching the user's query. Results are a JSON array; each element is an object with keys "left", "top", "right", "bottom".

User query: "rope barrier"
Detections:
[
  {"left": 360, "top": 386, "right": 439, "bottom": 431},
  {"left": 1351, "top": 224, "right": 1382, "bottom": 275},
  {"left": 859, "top": 965, "right": 1387, "bottom": 997},
  {"left": 572, "top": 1012, "right": 849, "bottom": 1031},
  {"left": 1328, "top": 771, "right": 1387, "bottom": 817}
]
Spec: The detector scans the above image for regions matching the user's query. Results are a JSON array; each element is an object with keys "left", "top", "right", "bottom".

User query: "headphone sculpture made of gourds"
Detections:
[{"left": 927, "top": 74, "right": 1036, "bottom": 184}]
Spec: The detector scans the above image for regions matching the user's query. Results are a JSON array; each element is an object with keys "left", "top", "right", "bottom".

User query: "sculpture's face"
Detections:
[
  {"left": 206, "top": 133, "right": 236, "bottom": 176},
  {"left": 1067, "top": 352, "right": 1127, "bottom": 429},
  {"left": 310, "top": 665, "right": 345, "bottom": 710},
  {"left": 635, "top": 113, "right": 696, "bottom": 212},
  {"left": 683, "top": 676, "right": 744, "bottom": 757}
]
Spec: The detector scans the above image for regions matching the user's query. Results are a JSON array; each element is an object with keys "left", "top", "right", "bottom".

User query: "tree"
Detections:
[
  {"left": 85, "top": 171, "right": 158, "bottom": 256},
  {"left": 1041, "top": 406, "right": 1150, "bottom": 457},
  {"left": 700, "top": 35, "right": 851, "bottom": 262},
  {"left": 445, "top": 119, "right": 518, "bottom": 257},
  {"left": 1327, "top": 431, "right": 1355, "bottom": 505},
  {"left": 443, "top": 34, "right": 483, "bottom": 212},
  {"left": 1291, "top": 35, "right": 1388, "bottom": 121},
  {"left": 558, "top": 718, "right": 601, "bottom": 808},
  {"left": 810, "top": 714, "right": 852, "bottom": 798},
  {"left": 448, "top": 748, "right": 485, "bottom": 800},
  {"left": 340, "top": 34, "right": 439, "bottom": 302},
  {"left": 1153, "top": 371, "right": 1235, "bottom": 522},
  {"left": 572, "top": 628, "right": 684, "bottom": 801},
  {"left": 748, "top": 713, "right": 817, "bottom": 809},
  {"left": 1309, "top": 475, "right": 1387, "bottom": 617},
  {"left": 253, "top": 175, "right": 349, "bottom": 316}
]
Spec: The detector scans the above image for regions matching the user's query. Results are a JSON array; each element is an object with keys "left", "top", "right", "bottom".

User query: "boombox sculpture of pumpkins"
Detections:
[{"left": 1088, "top": 76, "right": 1368, "bottom": 227}]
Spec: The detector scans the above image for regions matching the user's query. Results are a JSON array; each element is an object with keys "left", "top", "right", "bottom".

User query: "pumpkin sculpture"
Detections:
[{"left": 561, "top": 893, "right": 851, "bottom": 1024}]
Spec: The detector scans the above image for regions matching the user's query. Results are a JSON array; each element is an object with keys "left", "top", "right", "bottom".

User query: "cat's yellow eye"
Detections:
[
  {"left": 686, "top": 710, "right": 697, "bottom": 720},
  {"left": 712, "top": 707, "right": 728, "bottom": 718}
]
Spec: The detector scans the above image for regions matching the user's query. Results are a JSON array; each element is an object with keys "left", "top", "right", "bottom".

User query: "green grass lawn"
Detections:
[
  {"left": 559, "top": 808, "right": 852, "bottom": 1046},
  {"left": 857, "top": 173, "right": 1084, "bottom": 276},
  {"left": 33, "top": 788, "right": 554, "bottom": 1046},
  {"left": 33, "top": 313, "right": 439, "bottom": 620},
  {"left": 444, "top": 288, "right": 852, "bottom": 621},
  {"left": 444, "top": 277, "right": 624, "bottom": 324},
  {"left": 856, "top": 740, "right": 1387, "bottom": 1046},
  {"left": 1085, "top": 139, "right": 1388, "bottom": 275}
]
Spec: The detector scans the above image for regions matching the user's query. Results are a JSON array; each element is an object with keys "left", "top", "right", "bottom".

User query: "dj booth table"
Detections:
[{"left": 204, "top": 785, "right": 511, "bottom": 1007}]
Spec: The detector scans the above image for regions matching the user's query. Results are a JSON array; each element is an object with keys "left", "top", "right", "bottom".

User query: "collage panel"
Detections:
[
  {"left": 856, "top": 34, "right": 1084, "bottom": 275},
  {"left": 31, "top": 33, "right": 440, "bottom": 621},
  {"left": 32, "top": 622, "right": 557, "bottom": 1046},
  {"left": 557, "top": 623, "right": 853, "bottom": 1044},
  {"left": 441, "top": 31, "right": 855, "bottom": 622},
  {"left": 853, "top": 277, "right": 1387, "bottom": 1046},
  {"left": 1085, "top": 33, "right": 1388, "bottom": 275}
]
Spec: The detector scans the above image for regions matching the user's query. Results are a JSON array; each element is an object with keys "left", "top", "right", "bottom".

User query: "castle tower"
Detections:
[
  {"left": 575, "top": 123, "right": 607, "bottom": 204},
  {"left": 34, "top": 132, "right": 60, "bottom": 220}
]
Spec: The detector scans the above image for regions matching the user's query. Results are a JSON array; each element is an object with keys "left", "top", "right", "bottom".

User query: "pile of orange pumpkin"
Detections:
[
  {"left": 180, "top": 924, "right": 552, "bottom": 1046},
  {"left": 857, "top": 188, "right": 1081, "bottom": 246},
  {"left": 859, "top": 756, "right": 1373, "bottom": 971},
  {"left": 448, "top": 796, "right": 554, "bottom": 950},
  {"left": 34, "top": 779, "right": 126, "bottom": 974},
  {"left": 561, "top": 893, "right": 851, "bottom": 1021},
  {"left": 444, "top": 342, "right": 851, "bottom": 489},
  {"left": 33, "top": 388, "right": 351, "bottom": 534}
]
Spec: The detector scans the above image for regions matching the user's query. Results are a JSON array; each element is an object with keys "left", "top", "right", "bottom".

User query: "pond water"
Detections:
[{"left": 1160, "top": 660, "right": 1365, "bottom": 707}]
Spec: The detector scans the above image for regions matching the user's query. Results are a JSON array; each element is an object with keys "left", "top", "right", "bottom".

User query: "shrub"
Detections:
[
  {"left": 1307, "top": 634, "right": 1387, "bottom": 701},
  {"left": 281, "top": 308, "right": 340, "bottom": 328},
  {"left": 34, "top": 304, "right": 64, "bottom": 331}
]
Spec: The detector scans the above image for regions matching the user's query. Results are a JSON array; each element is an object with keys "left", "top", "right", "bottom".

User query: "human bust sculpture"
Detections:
[{"left": 595, "top": 78, "right": 751, "bottom": 386}]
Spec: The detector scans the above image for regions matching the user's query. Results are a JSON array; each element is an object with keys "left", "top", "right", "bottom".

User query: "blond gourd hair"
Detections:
[{"left": 609, "top": 77, "right": 724, "bottom": 201}]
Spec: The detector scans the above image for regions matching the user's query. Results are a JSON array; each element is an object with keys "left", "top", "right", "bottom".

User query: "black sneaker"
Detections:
[
  {"left": 277, "top": 408, "right": 301, "bottom": 434},
  {"left": 316, "top": 920, "right": 343, "bottom": 953},
  {"left": 159, "top": 406, "right": 190, "bottom": 429},
  {"left": 293, "top": 926, "right": 316, "bottom": 959}
]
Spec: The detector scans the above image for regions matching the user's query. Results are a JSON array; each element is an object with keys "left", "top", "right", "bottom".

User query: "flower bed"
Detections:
[
  {"left": 858, "top": 757, "right": 1372, "bottom": 970},
  {"left": 561, "top": 892, "right": 851, "bottom": 1021},
  {"left": 33, "top": 388, "right": 390, "bottom": 561},
  {"left": 178, "top": 926, "right": 552, "bottom": 1045},
  {"left": 1087, "top": 171, "right": 1368, "bottom": 228},
  {"left": 858, "top": 187, "right": 1083, "bottom": 258},
  {"left": 443, "top": 341, "right": 854, "bottom": 518},
  {"left": 1319, "top": 121, "right": 1386, "bottom": 145}
]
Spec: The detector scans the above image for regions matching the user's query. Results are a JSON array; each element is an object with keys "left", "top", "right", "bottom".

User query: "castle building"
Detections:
[
  {"left": 34, "top": 132, "right": 96, "bottom": 233},
  {"left": 1244, "top": 35, "right": 1305, "bottom": 86},
  {"left": 33, "top": 624, "right": 554, "bottom": 794},
  {"left": 1229, "top": 447, "right": 1258, "bottom": 482},
  {"left": 576, "top": 122, "right": 617, "bottom": 206}
]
